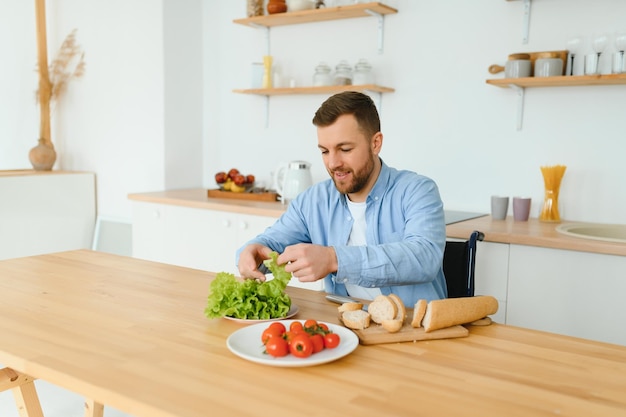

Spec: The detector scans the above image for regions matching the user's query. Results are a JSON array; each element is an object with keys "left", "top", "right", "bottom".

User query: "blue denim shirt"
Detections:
[{"left": 236, "top": 160, "right": 447, "bottom": 306}]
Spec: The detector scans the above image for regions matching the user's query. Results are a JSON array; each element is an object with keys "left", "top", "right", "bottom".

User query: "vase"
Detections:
[
  {"left": 267, "top": 0, "right": 287, "bottom": 14},
  {"left": 29, "top": 138, "right": 57, "bottom": 171},
  {"left": 539, "top": 165, "right": 566, "bottom": 222}
]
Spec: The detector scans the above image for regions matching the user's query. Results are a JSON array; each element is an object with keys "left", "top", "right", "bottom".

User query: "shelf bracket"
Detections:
[
  {"left": 521, "top": 0, "right": 531, "bottom": 44},
  {"left": 364, "top": 9, "right": 385, "bottom": 54},
  {"left": 509, "top": 84, "right": 525, "bottom": 130}
]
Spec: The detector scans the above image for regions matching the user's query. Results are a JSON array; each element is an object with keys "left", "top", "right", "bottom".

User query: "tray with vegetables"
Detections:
[{"left": 204, "top": 252, "right": 296, "bottom": 322}]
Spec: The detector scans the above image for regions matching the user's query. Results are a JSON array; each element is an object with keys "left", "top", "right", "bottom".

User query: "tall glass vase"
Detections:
[{"left": 539, "top": 165, "right": 567, "bottom": 222}]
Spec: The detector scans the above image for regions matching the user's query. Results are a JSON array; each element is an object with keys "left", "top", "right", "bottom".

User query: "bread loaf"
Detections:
[
  {"left": 411, "top": 299, "right": 427, "bottom": 328},
  {"left": 338, "top": 302, "right": 364, "bottom": 313},
  {"left": 342, "top": 310, "right": 371, "bottom": 330},
  {"left": 367, "top": 295, "right": 398, "bottom": 324},
  {"left": 422, "top": 296, "right": 499, "bottom": 333}
]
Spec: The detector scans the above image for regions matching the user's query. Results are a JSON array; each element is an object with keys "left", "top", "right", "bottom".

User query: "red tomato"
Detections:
[
  {"left": 310, "top": 333, "right": 325, "bottom": 353},
  {"left": 317, "top": 323, "right": 329, "bottom": 332},
  {"left": 289, "top": 334, "right": 314, "bottom": 358},
  {"left": 265, "top": 336, "right": 289, "bottom": 357},
  {"left": 261, "top": 326, "right": 283, "bottom": 344},
  {"left": 268, "top": 322, "right": 286, "bottom": 335},
  {"left": 323, "top": 333, "right": 340, "bottom": 349},
  {"left": 304, "top": 319, "right": 318, "bottom": 330},
  {"left": 290, "top": 321, "right": 304, "bottom": 333}
]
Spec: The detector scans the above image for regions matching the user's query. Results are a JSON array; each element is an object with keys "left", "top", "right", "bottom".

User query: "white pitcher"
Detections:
[{"left": 273, "top": 161, "right": 313, "bottom": 203}]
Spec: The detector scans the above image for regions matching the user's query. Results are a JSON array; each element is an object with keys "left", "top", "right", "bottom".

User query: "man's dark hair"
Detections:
[{"left": 312, "top": 91, "right": 381, "bottom": 139}]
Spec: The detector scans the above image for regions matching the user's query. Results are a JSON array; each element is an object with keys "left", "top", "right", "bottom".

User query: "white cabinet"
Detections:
[
  {"left": 132, "top": 201, "right": 325, "bottom": 291},
  {"left": 507, "top": 244, "right": 626, "bottom": 346},
  {"left": 0, "top": 171, "right": 96, "bottom": 260},
  {"left": 474, "top": 241, "right": 509, "bottom": 325},
  {"left": 132, "top": 202, "right": 275, "bottom": 273}
]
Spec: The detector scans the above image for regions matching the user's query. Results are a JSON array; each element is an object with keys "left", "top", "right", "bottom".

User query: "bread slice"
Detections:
[
  {"left": 338, "top": 302, "right": 364, "bottom": 313},
  {"left": 411, "top": 299, "right": 428, "bottom": 328},
  {"left": 367, "top": 295, "right": 397, "bottom": 324},
  {"left": 422, "top": 296, "right": 499, "bottom": 333},
  {"left": 381, "top": 319, "right": 404, "bottom": 333},
  {"left": 342, "top": 310, "right": 371, "bottom": 330},
  {"left": 387, "top": 293, "right": 407, "bottom": 322}
]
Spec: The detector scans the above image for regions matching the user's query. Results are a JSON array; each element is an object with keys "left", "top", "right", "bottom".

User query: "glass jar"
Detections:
[
  {"left": 334, "top": 60, "right": 353, "bottom": 86},
  {"left": 312, "top": 62, "right": 333, "bottom": 87},
  {"left": 353, "top": 58, "right": 374, "bottom": 85}
]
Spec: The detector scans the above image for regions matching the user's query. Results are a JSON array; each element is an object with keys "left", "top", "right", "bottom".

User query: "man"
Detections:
[{"left": 237, "top": 91, "right": 447, "bottom": 306}]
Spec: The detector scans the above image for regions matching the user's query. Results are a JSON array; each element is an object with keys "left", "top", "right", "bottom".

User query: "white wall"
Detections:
[{"left": 2, "top": 0, "right": 626, "bottom": 224}]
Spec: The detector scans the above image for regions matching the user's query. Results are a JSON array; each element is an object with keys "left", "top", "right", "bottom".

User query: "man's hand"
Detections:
[
  {"left": 238, "top": 243, "right": 273, "bottom": 281},
  {"left": 277, "top": 243, "right": 337, "bottom": 283}
]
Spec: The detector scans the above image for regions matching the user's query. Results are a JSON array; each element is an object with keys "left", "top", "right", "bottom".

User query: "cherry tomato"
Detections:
[
  {"left": 290, "top": 321, "right": 304, "bottom": 333},
  {"left": 304, "top": 319, "right": 318, "bottom": 330},
  {"left": 310, "top": 333, "right": 325, "bottom": 354},
  {"left": 323, "top": 333, "right": 340, "bottom": 349},
  {"left": 268, "top": 322, "right": 286, "bottom": 335},
  {"left": 317, "top": 323, "right": 329, "bottom": 332},
  {"left": 261, "top": 326, "right": 283, "bottom": 344},
  {"left": 265, "top": 336, "right": 289, "bottom": 357},
  {"left": 289, "top": 334, "right": 314, "bottom": 358},
  {"left": 282, "top": 330, "right": 299, "bottom": 345}
]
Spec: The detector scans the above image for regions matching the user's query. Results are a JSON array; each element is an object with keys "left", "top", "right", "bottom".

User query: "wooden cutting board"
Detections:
[
  {"left": 347, "top": 321, "right": 469, "bottom": 345},
  {"left": 207, "top": 189, "right": 279, "bottom": 202}
]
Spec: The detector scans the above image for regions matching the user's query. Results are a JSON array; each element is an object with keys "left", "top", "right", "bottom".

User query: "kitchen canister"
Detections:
[
  {"left": 534, "top": 52, "right": 564, "bottom": 77},
  {"left": 313, "top": 62, "right": 333, "bottom": 86},
  {"left": 505, "top": 53, "right": 532, "bottom": 78},
  {"left": 334, "top": 60, "right": 353, "bottom": 85},
  {"left": 353, "top": 58, "right": 374, "bottom": 85}
]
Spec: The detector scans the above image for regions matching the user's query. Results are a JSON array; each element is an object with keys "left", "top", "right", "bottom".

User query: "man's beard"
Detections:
[{"left": 330, "top": 153, "right": 375, "bottom": 195}]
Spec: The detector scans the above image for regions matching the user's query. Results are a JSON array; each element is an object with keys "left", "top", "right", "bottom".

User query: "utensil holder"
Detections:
[{"left": 539, "top": 165, "right": 566, "bottom": 222}]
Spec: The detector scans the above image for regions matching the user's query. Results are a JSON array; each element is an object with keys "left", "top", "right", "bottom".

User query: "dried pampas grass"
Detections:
[{"left": 36, "top": 28, "right": 86, "bottom": 105}]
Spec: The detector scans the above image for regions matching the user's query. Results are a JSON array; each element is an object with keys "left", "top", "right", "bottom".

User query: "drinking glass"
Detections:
[
  {"left": 613, "top": 33, "right": 626, "bottom": 74},
  {"left": 566, "top": 37, "right": 582, "bottom": 76}
]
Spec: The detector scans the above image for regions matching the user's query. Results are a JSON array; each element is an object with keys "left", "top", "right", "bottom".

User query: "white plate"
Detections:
[
  {"left": 222, "top": 304, "right": 299, "bottom": 324},
  {"left": 226, "top": 319, "right": 359, "bottom": 367}
]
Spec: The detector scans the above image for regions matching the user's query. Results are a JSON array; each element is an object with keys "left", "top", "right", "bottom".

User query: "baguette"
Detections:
[
  {"left": 422, "top": 296, "right": 498, "bottom": 333},
  {"left": 367, "top": 295, "right": 398, "bottom": 324},
  {"left": 411, "top": 299, "right": 428, "bottom": 328},
  {"left": 387, "top": 294, "right": 407, "bottom": 322},
  {"left": 342, "top": 310, "right": 371, "bottom": 330}
]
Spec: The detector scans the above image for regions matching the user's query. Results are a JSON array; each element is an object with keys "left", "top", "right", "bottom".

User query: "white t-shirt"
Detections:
[{"left": 344, "top": 199, "right": 382, "bottom": 300}]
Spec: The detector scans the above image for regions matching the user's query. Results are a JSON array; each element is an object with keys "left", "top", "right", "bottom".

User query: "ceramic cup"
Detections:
[
  {"left": 491, "top": 196, "right": 509, "bottom": 220},
  {"left": 513, "top": 197, "right": 532, "bottom": 222}
]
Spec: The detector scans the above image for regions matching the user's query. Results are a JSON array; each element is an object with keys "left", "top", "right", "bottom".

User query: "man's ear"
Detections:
[{"left": 372, "top": 132, "right": 383, "bottom": 154}]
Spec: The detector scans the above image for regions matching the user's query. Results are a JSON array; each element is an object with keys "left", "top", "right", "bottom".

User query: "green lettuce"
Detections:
[{"left": 204, "top": 252, "right": 292, "bottom": 320}]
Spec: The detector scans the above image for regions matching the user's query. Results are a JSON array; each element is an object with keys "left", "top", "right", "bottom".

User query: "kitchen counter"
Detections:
[
  {"left": 2, "top": 250, "right": 626, "bottom": 417},
  {"left": 446, "top": 215, "right": 626, "bottom": 257}
]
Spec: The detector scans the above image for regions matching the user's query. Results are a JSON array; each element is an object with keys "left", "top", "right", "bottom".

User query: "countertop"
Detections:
[
  {"left": 2, "top": 250, "right": 626, "bottom": 417},
  {"left": 128, "top": 188, "right": 626, "bottom": 257}
]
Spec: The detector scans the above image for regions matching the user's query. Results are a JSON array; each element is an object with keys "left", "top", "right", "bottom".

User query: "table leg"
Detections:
[
  {"left": 1, "top": 367, "right": 44, "bottom": 417},
  {"left": 84, "top": 398, "right": 104, "bottom": 417}
]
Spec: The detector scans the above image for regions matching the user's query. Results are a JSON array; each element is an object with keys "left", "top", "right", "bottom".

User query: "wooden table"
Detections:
[{"left": 1, "top": 251, "right": 626, "bottom": 417}]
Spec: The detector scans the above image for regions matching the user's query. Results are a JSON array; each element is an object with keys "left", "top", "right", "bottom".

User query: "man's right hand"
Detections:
[{"left": 237, "top": 243, "right": 273, "bottom": 281}]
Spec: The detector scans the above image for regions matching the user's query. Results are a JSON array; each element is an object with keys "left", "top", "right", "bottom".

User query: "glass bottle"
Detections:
[
  {"left": 353, "top": 58, "right": 374, "bottom": 85},
  {"left": 333, "top": 60, "right": 353, "bottom": 86},
  {"left": 313, "top": 62, "right": 333, "bottom": 86}
]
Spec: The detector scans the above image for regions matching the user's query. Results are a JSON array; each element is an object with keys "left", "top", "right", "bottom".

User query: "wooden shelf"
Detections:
[
  {"left": 233, "top": 2, "right": 397, "bottom": 28},
  {"left": 486, "top": 74, "right": 626, "bottom": 88},
  {"left": 233, "top": 84, "right": 395, "bottom": 96}
]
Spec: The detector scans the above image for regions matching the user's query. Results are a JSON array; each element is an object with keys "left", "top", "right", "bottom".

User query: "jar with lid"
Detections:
[
  {"left": 312, "top": 62, "right": 333, "bottom": 87},
  {"left": 353, "top": 58, "right": 374, "bottom": 85},
  {"left": 534, "top": 52, "right": 563, "bottom": 77},
  {"left": 333, "top": 60, "right": 353, "bottom": 86}
]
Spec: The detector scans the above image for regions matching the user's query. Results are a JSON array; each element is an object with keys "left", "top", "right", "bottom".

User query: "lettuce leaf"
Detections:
[{"left": 204, "top": 252, "right": 292, "bottom": 320}]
